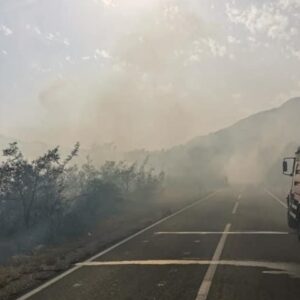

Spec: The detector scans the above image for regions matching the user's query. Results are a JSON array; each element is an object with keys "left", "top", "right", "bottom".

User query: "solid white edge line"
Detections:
[
  {"left": 17, "top": 191, "right": 217, "bottom": 300},
  {"left": 232, "top": 202, "right": 239, "bottom": 214},
  {"left": 195, "top": 223, "right": 231, "bottom": 300},
  {"left": 17, "top": 266, "right": 81, "bottom": 300},
  {"left": 264, "top": 189, "right": 287, "bottom": 208}
]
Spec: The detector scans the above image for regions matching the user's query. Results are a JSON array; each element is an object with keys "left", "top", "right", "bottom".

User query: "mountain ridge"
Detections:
[{"left": 145, "top": 97, "right": 300, "bottom": 191}]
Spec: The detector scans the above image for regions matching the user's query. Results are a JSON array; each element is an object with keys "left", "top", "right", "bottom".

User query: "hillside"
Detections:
[{"left": 147, "top": 97, "right": 300, "bottom": 190}]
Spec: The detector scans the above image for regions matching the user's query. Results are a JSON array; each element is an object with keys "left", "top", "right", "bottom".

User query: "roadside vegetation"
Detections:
[{"left": 0, "top": 142, "right": 165, "bottom": 262}]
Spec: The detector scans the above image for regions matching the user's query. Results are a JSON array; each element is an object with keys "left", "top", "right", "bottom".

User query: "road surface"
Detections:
[{"left": 18, "top": 187, "right": 300, "bottom": 300}]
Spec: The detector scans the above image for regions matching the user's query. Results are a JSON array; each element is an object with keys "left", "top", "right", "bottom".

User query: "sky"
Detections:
[{"left": 1, "top": 0, "right": 300, "bottom": 150}]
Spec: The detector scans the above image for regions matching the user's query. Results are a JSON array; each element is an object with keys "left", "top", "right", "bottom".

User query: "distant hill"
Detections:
[{"left": 146, "top": 97, "right": 300, "bottom": 190}]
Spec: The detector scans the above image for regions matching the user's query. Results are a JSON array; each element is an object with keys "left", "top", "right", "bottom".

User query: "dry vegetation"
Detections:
[{"left": 0, "top": 143, "right": 190, "bottom": 300}]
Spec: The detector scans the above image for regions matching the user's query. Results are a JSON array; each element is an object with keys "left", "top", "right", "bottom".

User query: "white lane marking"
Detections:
[
  {"left": 289, "top": 211, "right": 297, "bottom": 219},
  {"left": 264, "top": 189, "right": 287, "bottom": 208},
  {"left": 196, "top": 223, "right": 231, "bottom": 300},
  {"left": 291, "top": 204, "right": 297, "bottom": 210},
  {"left": 232, "top": 202, "right": 239, "bottom": 214},
  {"left": 157, "top": 281, "right": 167, "bottom": 287},
  {"left": 17, "top": 192, "right": 217, "bottom": 300},
  {"left": 76, "top": 259, "right": 299, "bottom": 267},
  {"left": 87, "top": 192, "right": 217, "bottom": 262},
  {"left": 262, "top": 271, "right": 288, "bottom": 276},
  {"left": 155, "top": 231, "right": 288, "bottom": 235},
  {"left": 17, "top": 266, "right": 81, "bottom": 300},
  {"left": 77, "top": 259, "right": 300, "bottom": 279}
]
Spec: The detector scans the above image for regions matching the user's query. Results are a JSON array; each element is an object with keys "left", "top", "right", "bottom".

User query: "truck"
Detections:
[{"left": 283, "top": 147, "right": 300, "bottom": 239}]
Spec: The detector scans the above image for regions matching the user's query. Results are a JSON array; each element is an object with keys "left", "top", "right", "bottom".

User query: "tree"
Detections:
[
  {"left": 0, "top": 142, "right": 79, "bottom": 232},
  {"left": 101, "top": 161, "right": 137, "bottom": 197}
]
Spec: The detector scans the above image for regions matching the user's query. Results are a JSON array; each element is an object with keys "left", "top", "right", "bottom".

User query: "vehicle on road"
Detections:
[{"left": 283, "top": 147, "right": 300, "bottom": 239}]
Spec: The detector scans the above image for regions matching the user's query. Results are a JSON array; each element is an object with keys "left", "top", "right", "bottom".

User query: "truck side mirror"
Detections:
[{"left": 283, "top": 157, "right": 296, "bottom": 176}]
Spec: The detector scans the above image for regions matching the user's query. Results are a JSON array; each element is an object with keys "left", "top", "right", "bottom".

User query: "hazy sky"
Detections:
[{"left": 1, "top": 0, "right": 300, "bottom": 150}]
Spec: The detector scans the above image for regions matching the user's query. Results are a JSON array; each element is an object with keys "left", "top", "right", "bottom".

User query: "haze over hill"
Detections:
[
  {"left": 0, "top": 135, "right": 49, "bottom": 159},
  {"left": 2, "top": 97, "right": 299, "bottom": 192},
  {"left": 145, "top": 97, "right": 300, "bottom": 190}
]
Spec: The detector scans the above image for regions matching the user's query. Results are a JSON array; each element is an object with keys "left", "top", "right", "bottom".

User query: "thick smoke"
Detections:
[{"left": 30, "top": 1, "right": 215, "bottom": 150}]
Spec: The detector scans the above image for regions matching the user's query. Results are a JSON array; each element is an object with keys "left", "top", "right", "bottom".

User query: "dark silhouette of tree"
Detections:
[{"left": 0, "top": 142, "right": 79, "bottom": 232}]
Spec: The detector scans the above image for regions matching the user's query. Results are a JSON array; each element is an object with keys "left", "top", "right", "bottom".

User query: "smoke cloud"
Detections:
[{"left": 1, "top": 0, "right": 300, "bottom": 152}]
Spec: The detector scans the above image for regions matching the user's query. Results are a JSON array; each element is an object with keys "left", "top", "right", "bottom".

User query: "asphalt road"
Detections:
[{"left": 18, "top": 186, "right": 300, "bottom": 300}]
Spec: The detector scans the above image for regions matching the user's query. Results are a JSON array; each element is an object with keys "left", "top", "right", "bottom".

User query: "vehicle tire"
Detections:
[
  {"left": 288, "top": 209, "right": 298, "bottom": 229},
  {"left": 298, "top": 221, "right": 300, "bottom": 241}
]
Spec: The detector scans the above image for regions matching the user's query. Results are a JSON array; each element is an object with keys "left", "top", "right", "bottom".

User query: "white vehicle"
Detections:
[{"left": 283, "top": 147, "right": 300, "bottom": 239}]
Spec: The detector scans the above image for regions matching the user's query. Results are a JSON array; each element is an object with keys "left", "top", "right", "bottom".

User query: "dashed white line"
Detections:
[
  {"left": 195, "top": 223, "right": 231, "bottom": 300},
  {"left": 17, "top": 191, "right": 217, "bottom": 300},
  {"left": 232, "top": 202, "right": 239, "bottom": 214},
  {"left": 289, "top": 211, "right": 297, "bottom": 219},
  {"left": 291, "top": 204, "right": 297, "bottom": 210}
]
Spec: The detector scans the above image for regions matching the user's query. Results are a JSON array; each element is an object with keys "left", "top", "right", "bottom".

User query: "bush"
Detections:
[{"left": 0, "top": 144, "right": 164, "bottom": 247}]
